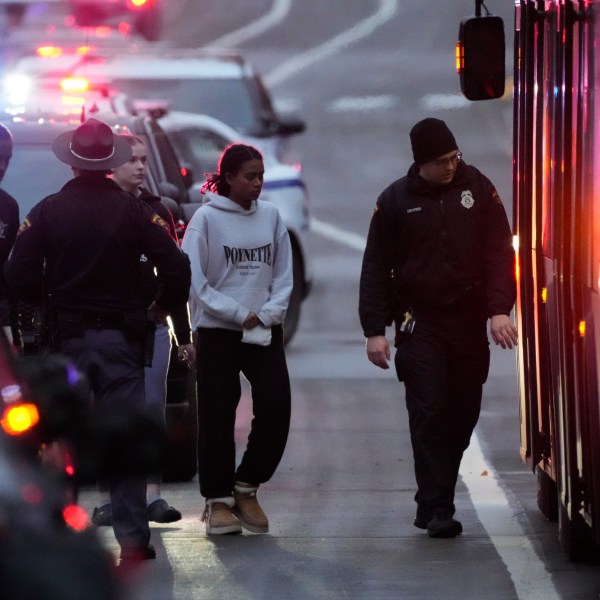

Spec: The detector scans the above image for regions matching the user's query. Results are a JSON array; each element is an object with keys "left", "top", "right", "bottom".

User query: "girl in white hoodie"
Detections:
[{"left": 181, "top": 144, "right": 293, "bottom": 535}]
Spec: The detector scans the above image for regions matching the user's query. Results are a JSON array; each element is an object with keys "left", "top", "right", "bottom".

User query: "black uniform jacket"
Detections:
[
  {"left": 0, "top": 188, "right": 19, "bottom": 327},
  {"left": 4, "top": 175, "right": 191, "bottom": 316},
  {"left": 359, "top": 161, "right": 516, "bottom": 339},
  {"left": 138, "top": 187, "right": 191, "bottom": 345}
]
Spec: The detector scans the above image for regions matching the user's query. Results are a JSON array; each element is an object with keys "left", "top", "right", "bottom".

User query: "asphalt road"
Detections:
[{"left": 79, "top": 1, "right": 600, "bottom": 599}]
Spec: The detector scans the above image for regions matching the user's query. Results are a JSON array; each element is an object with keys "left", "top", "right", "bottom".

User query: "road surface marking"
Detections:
[
  {"left": 462, "top": 434, "right": 561, "bottom": 600},
  {"left": 328, "top": 94, "right": 397, "bottom": 112},
  {"left": 311, "top": 219, "right": 366, "bottom": 252},
  {"left": 205, "top": 0, "right": 293, "bottom": 48},
  {"left": 265, "top": 0, "right": 399, "bottom": 87}
]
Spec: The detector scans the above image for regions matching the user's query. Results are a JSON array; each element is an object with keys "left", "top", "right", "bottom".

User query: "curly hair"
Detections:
[{"left": 202, "top": 143, "right": 263, "bottom": 197}]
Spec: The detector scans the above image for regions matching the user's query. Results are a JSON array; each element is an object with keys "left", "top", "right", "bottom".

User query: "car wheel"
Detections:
[
  {"left": 163, "top": 352, "right": 197, "bottom": 482},
  {"left": 283, "top": 242, "right": 303, "bottom": 345}
]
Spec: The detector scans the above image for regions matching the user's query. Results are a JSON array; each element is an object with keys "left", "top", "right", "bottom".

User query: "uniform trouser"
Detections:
[
  {"left": 196, "top": 326, "right": 291, "bottom": 499},
  {"left": 144, "top": 324, "right": 171, "bottom": 485},
  {"left": 97, "top": 324, "right": 171, "bottom": 492},
  {"left": 61, "top": 329, "right": 151, "bottom": 550},
  {"left": 394, "top": 310, "right": 490, "bottom": 520}
]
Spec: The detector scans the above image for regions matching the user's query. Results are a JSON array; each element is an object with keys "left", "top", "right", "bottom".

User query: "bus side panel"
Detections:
[
  {"left": 515, "top": 0, "right": 554, "bottom": 479},
  {"left": 515, "top": 0, "right": 600, "bottom": 557}
]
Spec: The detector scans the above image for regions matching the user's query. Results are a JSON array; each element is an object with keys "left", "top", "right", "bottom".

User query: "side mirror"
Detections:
[
  {"left": 457, "top": 15, "right": 505, "bottom": 100},
  {"left": 277, "top": 117, "right": 306, "bottom": 136}
]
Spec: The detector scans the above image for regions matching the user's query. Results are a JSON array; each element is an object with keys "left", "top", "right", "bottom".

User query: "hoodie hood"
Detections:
[{"left": 202, "top": 191, "right": 257, "bottom": 214}]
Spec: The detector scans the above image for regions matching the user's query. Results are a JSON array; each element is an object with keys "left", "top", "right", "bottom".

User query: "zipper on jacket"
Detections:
[{"left": 439, "top": 193, "right": 450, "bottom": 262}]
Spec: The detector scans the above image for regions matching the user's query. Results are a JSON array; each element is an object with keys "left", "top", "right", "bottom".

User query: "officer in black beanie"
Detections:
[{"left": 359, "top": 117, "right": 518, "bottom": 538}]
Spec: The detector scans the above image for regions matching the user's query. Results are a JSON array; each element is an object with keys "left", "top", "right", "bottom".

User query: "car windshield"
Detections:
[
  {"left": 111, "top": 78, "right": 257, "bottom": 134},
  {"left": 2, "top": 145, "right": 71, "bottom": 216}
]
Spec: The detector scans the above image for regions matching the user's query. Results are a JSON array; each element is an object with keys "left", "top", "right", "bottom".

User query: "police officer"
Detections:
[
  {"left": 4, "top": 118, "right": 191, "bottom": 564},
  {"left": 359, "top": 118, "right": 518, "bottom": 538},
  {"left": 0, "top": 123, "right": 19, "bottom": 346}
]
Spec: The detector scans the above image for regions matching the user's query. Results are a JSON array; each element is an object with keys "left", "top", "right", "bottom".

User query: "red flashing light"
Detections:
[
  {"left": 180, "top": 166, "right": 188, "bottom": 177},
  {"left": 118, "top": 21, "right": 132, "bottom": 35},
  {"left": 63, "top": 504, "right": 89, "bottom": 531},
  {"left": 1, "top": 403, "right": 40, "bottom": 435}
]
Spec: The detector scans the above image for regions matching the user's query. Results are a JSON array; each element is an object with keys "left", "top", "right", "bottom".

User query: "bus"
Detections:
[{"left": 458, "top": 0, "right": 600, "bottom": 559}]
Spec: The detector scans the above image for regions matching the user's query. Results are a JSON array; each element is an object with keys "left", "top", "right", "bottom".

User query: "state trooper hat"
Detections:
[
  {"left": 52, "top": 118, "right": 132, "bottom": 170},
  {"left": 410, "top": 118, "right": 458, "bottom": 165}
]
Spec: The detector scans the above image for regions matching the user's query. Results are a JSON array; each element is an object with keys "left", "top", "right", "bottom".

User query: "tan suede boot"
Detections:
[
  {"left": 233, "top": 482, "right": 269, "bottom": 533},
  {"left": 201, "top": 497, "right": 242, "bottom": 535}
]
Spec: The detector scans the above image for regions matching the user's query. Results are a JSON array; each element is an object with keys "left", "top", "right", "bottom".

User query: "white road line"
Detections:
[
  {"left": 311, "top": 219, "right": 367, "bottom": 252},
  {"left": 328, "top": 94, "right": 397, "bottom": 113},
  {"left": 204, "top": 0, "right": 293, "bottom": 48},
  {"left": 461, "top": 434, "right": 560, "bottom": 600},
  {"left": 264, "top": 0, "right": 399, "bottom": 87},
  {"left": 315, "top": 218, "right": 559, "bottom": 600}
]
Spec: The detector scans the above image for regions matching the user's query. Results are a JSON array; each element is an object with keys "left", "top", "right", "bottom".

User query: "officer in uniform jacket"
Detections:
[
  {"left": 4, "top": 118, "right": 191, "bottom": 564},
  {"left": 0, "top": 123, "right": 19, "bottom": 345},
  {"left": 359, "top": 118, "right": 518, "bottom": 539}
]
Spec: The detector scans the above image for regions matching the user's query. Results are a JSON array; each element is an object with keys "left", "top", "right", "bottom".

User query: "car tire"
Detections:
[
  {"left": 283, "top": 241, "right": 304, "bottom": 346},
  {"left": 163, "top": 354, "right": 197, "bottom": 482}
]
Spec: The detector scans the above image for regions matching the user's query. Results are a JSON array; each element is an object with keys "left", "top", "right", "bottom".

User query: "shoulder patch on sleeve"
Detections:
[
  {"left": 16, "top": 218, "right": 31, "bottom": 236},
  {"left": 151, "top": 213, "right": 170, "bottom": 232}
]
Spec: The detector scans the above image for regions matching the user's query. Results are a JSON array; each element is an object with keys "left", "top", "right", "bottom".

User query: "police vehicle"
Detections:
[
  {"left": 68, "top": 0, "right": 162, "bottom": 41},
  {"left": 36, "top": 46, "right": 307, "bottom": 163}
]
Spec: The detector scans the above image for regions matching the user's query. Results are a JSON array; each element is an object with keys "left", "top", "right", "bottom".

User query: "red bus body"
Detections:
[{"left": 512, "top": 0, "right": 599, "bottom": 558}]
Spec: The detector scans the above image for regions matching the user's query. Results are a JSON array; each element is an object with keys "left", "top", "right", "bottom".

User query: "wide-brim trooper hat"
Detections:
[{"left": 52, "top": 118, "right": 132, "bottom": 170}]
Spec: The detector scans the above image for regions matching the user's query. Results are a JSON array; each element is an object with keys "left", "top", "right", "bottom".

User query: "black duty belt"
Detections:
[{"left": 80, "top": 313, "right": 125, "bottom": 330}]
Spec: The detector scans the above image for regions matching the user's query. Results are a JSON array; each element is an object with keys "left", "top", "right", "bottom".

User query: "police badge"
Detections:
[{"left": 461, "top": 190, "right": 475, "bottom": 209}]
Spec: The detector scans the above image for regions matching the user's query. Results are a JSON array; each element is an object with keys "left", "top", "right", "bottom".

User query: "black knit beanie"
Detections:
[{"left": 410, "top": 118, "right": 458, "bottom": 165}]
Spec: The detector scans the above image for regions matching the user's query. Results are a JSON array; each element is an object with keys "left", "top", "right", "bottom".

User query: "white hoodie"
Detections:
[{"left": 181, "top": 192, "right": 293, "bottom": 331}]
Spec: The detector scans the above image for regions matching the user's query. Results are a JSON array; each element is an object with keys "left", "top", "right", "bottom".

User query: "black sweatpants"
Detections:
[
  {"left": 394, "top": 309, "right": 490, "bottom": 520},
  {"left": 196, "top": 325, "right": 291, "bottom": 499}
]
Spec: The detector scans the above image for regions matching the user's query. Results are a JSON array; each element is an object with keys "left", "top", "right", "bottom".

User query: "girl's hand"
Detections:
[{"left": 243, "top": 312, "right": 260, "bottom": 329}]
